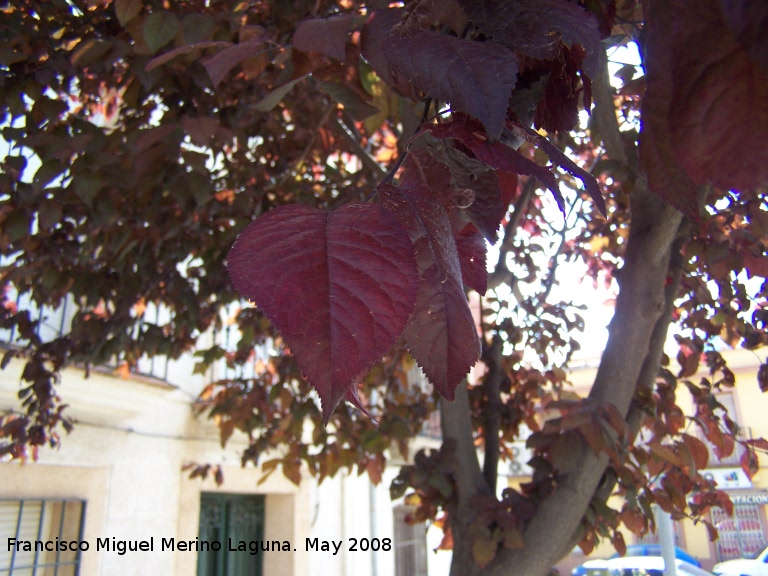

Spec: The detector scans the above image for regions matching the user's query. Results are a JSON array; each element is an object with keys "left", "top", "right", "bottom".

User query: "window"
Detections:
[
  {"left": 197, "top": 493, "right": 264, "bottom": 576},
  {"left": 711, "top": 501, "right": 766, "bottom": 561},
  {"left": 0, "top": 499, "right": 86, "bottom": 576},
  {"left": 393, "top": 506, "right": 428, "bottom": 576}
]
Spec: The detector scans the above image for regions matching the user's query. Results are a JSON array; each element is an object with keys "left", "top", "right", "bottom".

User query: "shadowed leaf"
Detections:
[
  {"left": 379, "top": 183, "right": 481, "bottom": 400},
  {"left": 366, "top": 24, "right": 518, "bottom": 139},
  {"left": 203, "top": 39, "right": 266, "bottom": 88},
  {"left": 458, "top": 0, "right": 600, "bottom": 78},
  {"left": 665, "top": 0, "right": 768, "bottom": 193},
  {"left": 293, "top": 14, "right": 355, "bottom": 62},
  {"left": 455, "top": 224, "right": 487, "bottom": 295},
  {"left": 426, "top": 119, "right": 565, "bottom": 213}
]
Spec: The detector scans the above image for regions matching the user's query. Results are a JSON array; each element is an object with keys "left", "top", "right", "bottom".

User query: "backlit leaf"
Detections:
[
  {"left": 740, "top": 448, "right": 759, "bottom": 480},
  {"left": 472, "top": 535, "right": 497, "bottom": 568},
  {"left": 227, "top": 203, "right": 418, "bottom": 422},
  {"left": 318, "top": 81, "right": 380, "bottom": 121},
  {"left": 378, "top": 183, "right": 481, "bottom": 400},
  {"left": 143, "top": 11, "right": 180, "bottom": 54},
  {"left": 682, "top": 434, "right": 709, "bottom": 470}
]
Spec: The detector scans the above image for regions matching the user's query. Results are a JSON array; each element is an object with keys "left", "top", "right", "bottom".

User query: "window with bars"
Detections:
[
  {"left": 0, "top": 499, "right": 86, "bottom": 576},
  {"left": 711, "top": 502, "right": 767, "bottom": 561},
  {"left": 196, "top": 493, "right": 264, "bottom": 576},
  {"left": 393, "top": 505, "right": 428, "bottom": 576}
]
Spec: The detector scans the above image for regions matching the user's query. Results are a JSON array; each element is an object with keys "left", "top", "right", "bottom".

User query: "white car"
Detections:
[
  {"left": 579, "top": 555, "right": 714, "bottom": 575},
  {"left": 713, "top": 544, "right": 768, "bottom": 576}
]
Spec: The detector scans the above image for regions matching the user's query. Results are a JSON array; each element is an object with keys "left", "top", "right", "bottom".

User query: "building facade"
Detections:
[{"left": 0, "top": 295, "right": 453, "bottom": 576}]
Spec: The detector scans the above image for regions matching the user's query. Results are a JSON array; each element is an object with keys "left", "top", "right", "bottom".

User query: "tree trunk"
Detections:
[{"left": 444, "top": 177, "right": 683, "bottom": 576}]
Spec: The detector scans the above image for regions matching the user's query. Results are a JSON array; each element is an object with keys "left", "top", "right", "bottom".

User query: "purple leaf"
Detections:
[
  {"left": 455, "top": 224, "right": 488, "bottom": 295},
  {"left": 639, "top": 0, "right": 700, "bottom": 217},
  {"left": 666, "top": 0, "right": 768, "bottom": 193},
  {"left": 379, "top": 183, "right": 481, "bottom": 400},
  {"left": 292, "top": 14, "right": 355, "bottom": 62},
  {"left": 226, "top": 203, "right": 418, "bottom": 422},
  {"left": 363, "top": 17, "right": 518, "bottom": 139},
  {"left": 457, "top": 0, "right": 601, "bottom": 78}
]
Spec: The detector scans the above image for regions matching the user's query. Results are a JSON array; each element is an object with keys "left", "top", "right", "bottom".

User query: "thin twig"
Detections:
[{"left": 330, "top": 115, "right": 387, "bottom": 178}]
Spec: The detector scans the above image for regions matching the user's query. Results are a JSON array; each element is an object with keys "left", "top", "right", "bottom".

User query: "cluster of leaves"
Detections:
[
  {"left": 2, "top": 0, "right": 768, "bottom": 574},
  {"left": 227, "top": 0, "right": 610, "bottom": 420}
]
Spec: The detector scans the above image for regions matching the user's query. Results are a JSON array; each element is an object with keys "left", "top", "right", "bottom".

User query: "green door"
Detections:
[{"left": 197, "top": 493, "right": 265, "bottom": 576}]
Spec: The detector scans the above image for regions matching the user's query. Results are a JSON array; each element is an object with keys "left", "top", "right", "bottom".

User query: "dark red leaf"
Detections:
[
  {"left": 682, "top": 434, "right": 709, "bottom": 470},
  {"left": 455, "top": 224, "right": 487, "bottom": 295},
  {"left": 400, "top": 149, "right": 454, "bottom": 208},
  {"left": 719, "top": 0, "right": 768, "bottom": 68},
  {"left": 458, "top": 0, "right": 601, "bottom": 78},
  {"left": 666, "top": 0, "right": 768, "bottom": 193},
  {"left": 521, "top": 126, "right": 607, "bottom": 217},
  {"left": 745, "top": 437, "right": 768, "bottom": 451},
  {"left": 369, "top": 28, "right": 518, "bottom": 139},
  {"left": 639, "top": 0, "right": 700, "bottom": 217},
  {"left": 740, "top": 448, "right": 759, "bottom": 480},
  {"left": 292, "top": 14, "right": 355, "bottom": 62},
  {"left": 742, "top": 252, "right": 768, "bottom": 279},
  {"left": 361, "top": 9, "right": 413, "bottom": 97},
  {"left": 461, "top": 170, "right": 510, "bottom": 241},
  {"left": 533, "top": 45, "right": 587, "bottom": 133},
  {"left": 402, "top": 146, "right": 510, "bottom": 240},
  {"left": 378, "top": 183, "right": 481, "bottom": 399},
  {"left": 226, "top": 204, "right": 418, "bottom": 422}
]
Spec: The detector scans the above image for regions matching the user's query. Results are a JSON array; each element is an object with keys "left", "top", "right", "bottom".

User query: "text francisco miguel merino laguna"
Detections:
[{"left": 7, "top": 537, "right": 345, "bottom": 556}]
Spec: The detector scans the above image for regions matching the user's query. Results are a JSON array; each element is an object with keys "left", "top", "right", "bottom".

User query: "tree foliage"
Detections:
[{"left": 1, "top": 1, "right": 767, "bottom": 575}]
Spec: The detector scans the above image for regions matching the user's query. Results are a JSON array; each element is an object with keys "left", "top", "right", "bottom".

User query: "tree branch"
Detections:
[
  {"left": 481, "top": 335, "right": 504, "bottom": 493},
  {"left": 487, "top": 175, "right": 683, "bottom": 576},
  {"left": 441, "top": 380, "right": 489, "bottom": 576},
  {"left": 488, "top": 176, "right": 537, "bottom": 290},
  {"left": 329, "top": 115, "right": 388, "bottom": 178},
  {"left": 592, "top": 48, "right": 628, "bottom": 166}
]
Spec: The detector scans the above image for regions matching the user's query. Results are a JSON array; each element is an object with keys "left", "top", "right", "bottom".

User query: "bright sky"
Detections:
[{"left": 486, "top": 44, "right": 644, "bottom": 364}]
